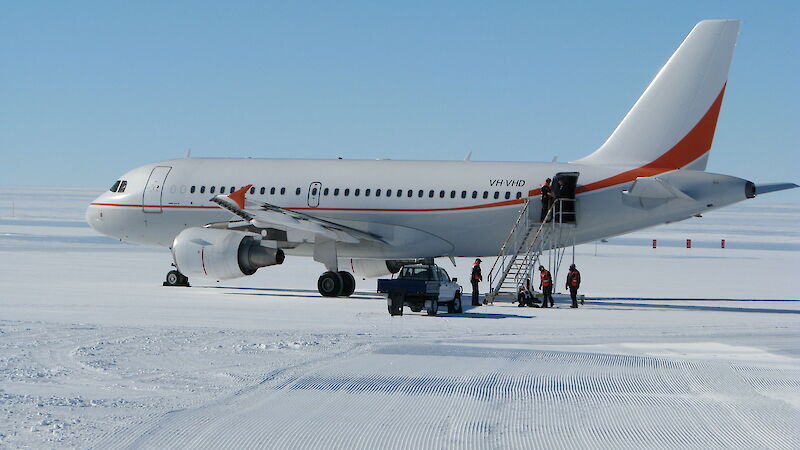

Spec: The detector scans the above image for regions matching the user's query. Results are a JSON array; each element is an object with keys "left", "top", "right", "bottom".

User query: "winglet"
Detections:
[{"left": 228, "top": 184, "right": 253, "bottom": 209}]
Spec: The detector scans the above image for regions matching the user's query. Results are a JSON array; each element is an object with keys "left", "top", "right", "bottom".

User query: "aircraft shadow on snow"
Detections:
[{"left": 202, "top": 286, "right": 533, "bottom": 318}]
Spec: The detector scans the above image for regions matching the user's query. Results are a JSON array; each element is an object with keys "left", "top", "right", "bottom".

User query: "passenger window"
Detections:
[
  {"left": 450, "top": 191, "right": 456, "bottom": 198},
  {"left": 407, "top": 189, "right": 413, "bottom": 197},
  {"left": 295, "top": 187, "right": 301, "bottom": 195},
  {"left": 429, "top": 190, "right": 434, "bottom": 198},
  {"left": 270, "top": 187, "right": 276, "bottom": 195},
  {"left": 190, "top": 186, "right": 196, "bottom": 194},
  {"left": 365, "top": 188, "right": 371, "bottom": 197},
  {"left": 386, "top": 189, "right": 392, "bottom": 197},
  {"left": 334, "top": 188, "right": 340, "bottom": 196},
  {"left": 210, "top": 186, "right": 216, "bottom": 194},
  {"left": 516, "top": 192, "right": 522, "bottom": 199},
  {"left": 376, "top": 189, "right": 381, "bottom": 197},
  {"left": 118, "top": 181, "right": 127, "bottom": 192},
  {"left": 418, "top": 190, "right": 423, "bottom": 198},
  {"left": 483, "top": 191, "right": 488, "bottom": 199},
  {"left": 260, "top": 187, "right": 265, "bottom": 195},
  {"left": 323, "top": 188, "right": 329, "bottom": 196},
  {"left": 280, "top": 187, "right": 286, "bottom": 195},
  {"left": 354, "top": 188, "right": 360, "bottom": 196},
  {"left": 439, "top": 190, "right": 445, "bottom": 198},
  {"left": 344, "top": 188, "right": 350, "bottom": 196},
  {"left": 461, "top": 190, "right": 467, "bottom": 199},
  {"left": 200, "top": 186, "right": 206, "bottom": 194},
  {"left": 110, "top": 180, "right": 121, "bottom": 192},
  {"left": 494, "top": 191, "right": 499, "bottom": 199},
  {"left": 220, "top": 187, "right": 226, "bottom": 194},
  {"left": 505, "top": 191, "right": 511, "bottom": 199},
  {"left": 472, "top": 191, "right": 477, "bottom": 199}
]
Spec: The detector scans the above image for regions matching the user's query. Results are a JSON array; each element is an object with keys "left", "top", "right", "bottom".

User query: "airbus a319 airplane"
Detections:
[{"left": 87, "top": 20, "right": 796, "bottom": 297}]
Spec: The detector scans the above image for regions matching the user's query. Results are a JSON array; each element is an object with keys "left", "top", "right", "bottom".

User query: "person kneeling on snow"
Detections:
[{"left": 517, "top": 279, "right": 538, "bottom": 307}]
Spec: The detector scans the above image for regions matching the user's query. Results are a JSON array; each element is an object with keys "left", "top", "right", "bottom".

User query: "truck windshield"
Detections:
[{"left": 399, "top": 267, "right": 432, "bottom": 279}]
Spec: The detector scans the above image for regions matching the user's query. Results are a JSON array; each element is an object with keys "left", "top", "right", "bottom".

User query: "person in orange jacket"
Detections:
[
  {"left": 538, "top": 265, "right": 553, "bottom": 308},
  {"left": 566, "top": 264, "right": 581, "bottom": 308}
]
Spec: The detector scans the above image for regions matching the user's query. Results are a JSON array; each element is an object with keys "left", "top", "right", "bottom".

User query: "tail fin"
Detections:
[{"left": 577, "top": 20, "right": 740, "bottom": 171}]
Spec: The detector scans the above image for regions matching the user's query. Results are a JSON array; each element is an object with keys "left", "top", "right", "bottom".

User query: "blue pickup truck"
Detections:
[{"left": 377, "top": 264, "right": 463, "bottom": 316}]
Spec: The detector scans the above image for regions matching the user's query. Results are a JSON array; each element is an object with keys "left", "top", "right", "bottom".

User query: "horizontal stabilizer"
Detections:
[{"left": 755, "top": 183, "right": 799, "bottom": 195}]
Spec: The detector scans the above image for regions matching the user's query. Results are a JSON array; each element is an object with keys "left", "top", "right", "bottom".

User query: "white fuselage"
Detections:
[{"left": 86, "top": 157, "right": 752, "bottom": 258}]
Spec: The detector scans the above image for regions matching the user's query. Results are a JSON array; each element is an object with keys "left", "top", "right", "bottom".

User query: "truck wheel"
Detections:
[
  {"left": 338, "top": 271, "right": 356, "bottom": 297},
  {"left": 388, "top": 291, "right": 404, "bottom": 316},
  {"left": 449, "top": 293, "right": 462, "bottom": 314},
  {"left": 426, "top": 298, "right": 439, "bottom": 316},
  {"left": 318, "top": 271, "right": 343, "bottom": 297}
]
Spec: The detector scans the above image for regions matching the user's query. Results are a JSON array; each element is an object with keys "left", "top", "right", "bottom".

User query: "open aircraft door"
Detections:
[{"left": 142, "top": 166, "right": 172, "bottom": 213}]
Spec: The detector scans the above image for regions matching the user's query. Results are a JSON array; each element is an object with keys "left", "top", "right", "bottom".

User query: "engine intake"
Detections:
[{"left": 172, "top": 227, "right": 284, "bottom": 280}]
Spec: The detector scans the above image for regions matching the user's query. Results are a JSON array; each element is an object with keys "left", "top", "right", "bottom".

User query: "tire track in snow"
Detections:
[{"left": 98, "top": 343, "right": 800, "bottom": 449}]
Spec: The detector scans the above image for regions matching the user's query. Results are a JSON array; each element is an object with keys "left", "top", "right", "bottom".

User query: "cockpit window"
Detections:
[
  {"left": 118, "top": 181, "right": 127, "bottom": 192},
  {"left": 110, "top": 180, "right": 121, "bottom": 192}
]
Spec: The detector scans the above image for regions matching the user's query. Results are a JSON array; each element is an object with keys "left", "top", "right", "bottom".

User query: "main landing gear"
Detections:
[
  {"left": 164, "top": 269, "right": 190, "bottom": 287},
  {"left": 317, "top": 271, "right": 356, "bottom": 297}
]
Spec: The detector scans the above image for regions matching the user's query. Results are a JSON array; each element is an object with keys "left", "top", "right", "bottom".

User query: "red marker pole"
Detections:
[
  {"left": 721, "top": 239, "right": 726, "bottom": 248},
  {"left": 686, "top": 239, "right": 692, "bottom": 248},
  {"left": 652, "top": 239, "right": 657, "bottom": 248}
]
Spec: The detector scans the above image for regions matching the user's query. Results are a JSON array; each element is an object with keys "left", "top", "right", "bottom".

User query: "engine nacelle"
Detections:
[
  {"left": 341, "top": 258, "right": 418, "bottom": 278},
  {"left": 172, "top": 227, "right": 284, "bottom": 280}
]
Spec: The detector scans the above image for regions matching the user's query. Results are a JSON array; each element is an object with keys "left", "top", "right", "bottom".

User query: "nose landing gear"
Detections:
[
  {"left": 317, "top": 271, "right": 356, "bottom": 297},
  {"left": 164, "top": 269, "right": 190, "bottom": 287}
]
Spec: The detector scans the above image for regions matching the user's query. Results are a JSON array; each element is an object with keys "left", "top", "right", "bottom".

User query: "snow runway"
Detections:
[{"left": 1, "top": 188, "right": 798, "bottom": 448}]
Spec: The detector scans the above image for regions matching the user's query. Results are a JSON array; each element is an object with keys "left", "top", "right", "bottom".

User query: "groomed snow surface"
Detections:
[{"left": 1, "top": 187, "right": 798, "bottom": 449}]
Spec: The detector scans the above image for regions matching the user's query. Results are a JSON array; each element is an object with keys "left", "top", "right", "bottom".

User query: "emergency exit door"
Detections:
[
  {"left": 308, "top": 182, "right": 321, "bottom": 207},
  {"left": 142, "top": 166, "right": 172, "bottom": 213}
]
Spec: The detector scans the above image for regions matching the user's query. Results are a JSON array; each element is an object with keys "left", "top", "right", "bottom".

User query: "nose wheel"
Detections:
[
  {"left": 317, "top": 271, "right": 356, "bottom": 297},
  {"left": 164, "top": 270, "right": 190, "bottom": 287}
]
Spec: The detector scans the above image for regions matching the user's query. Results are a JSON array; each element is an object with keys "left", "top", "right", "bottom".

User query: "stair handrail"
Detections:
[
  {"left": 486, "top": 199, "right": 529, "bottom": 286},
  {"left": 487, "top": 200, "right": 558, "bottom": 299}
]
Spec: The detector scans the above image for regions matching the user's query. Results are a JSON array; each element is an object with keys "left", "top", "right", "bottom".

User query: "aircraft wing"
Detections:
[{"left": 208, "top": 184, "right": 385, "bottom": 245}]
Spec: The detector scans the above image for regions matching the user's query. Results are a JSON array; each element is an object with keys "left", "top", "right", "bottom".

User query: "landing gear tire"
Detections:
[
  {"left": 448, "top": 293, "right": 463, "bottom": 314},
  {"left": 388, "top": 291, "right": 404, "bottom": 316},
  {"left": 164, "top": 270, "right": 189, "bottom": 287},
  {"left": 426, "top": 298, "right": 439, "bottom": 316},
  {"left": 338, "top": 271, "right": 356, "bottom": 297},
  {"left": 318, "top": 271, "right": 344, "bottom": 297}
]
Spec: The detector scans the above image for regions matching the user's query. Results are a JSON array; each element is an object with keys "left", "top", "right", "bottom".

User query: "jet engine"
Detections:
[
  {"left": 172, "top": 227, "right": 284, "bottom": 280},
  {"left": 341, "top": 258, "right": 418, "bottom": 278}
]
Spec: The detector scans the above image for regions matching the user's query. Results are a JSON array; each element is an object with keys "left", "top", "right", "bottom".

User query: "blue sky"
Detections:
[{"left": 1, "top": 1, "right": 798, "bottom": 201}]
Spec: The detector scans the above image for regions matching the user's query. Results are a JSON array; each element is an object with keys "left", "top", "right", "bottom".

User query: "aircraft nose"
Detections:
[{"left": 85, "top": 203, "right": 103, "bottom": 232}]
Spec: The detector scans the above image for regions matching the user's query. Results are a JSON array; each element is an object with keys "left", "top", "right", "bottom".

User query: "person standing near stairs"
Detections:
[
  {"left": 538, "top": 265, "right": 554, "bottom": 308},
  {"left": 540, "top": 178, "right": 553, "bottom": 222},
  {"left": 471, "top": 258, "right": 482, "bottom": 306},
  {"left": 566, "top": 264, "right": 581, "bottom": 308}
]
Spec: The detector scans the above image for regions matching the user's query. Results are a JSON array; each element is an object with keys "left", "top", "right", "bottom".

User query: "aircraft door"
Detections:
[
  {"left": 142, "top": 166, "right": 172, "bottom": 213},
  {"left": 552, "top": 172, "right": 579, "bottom": 223},
  {"left": 308, "top": 182, "right": 321, "bottom": 207}
]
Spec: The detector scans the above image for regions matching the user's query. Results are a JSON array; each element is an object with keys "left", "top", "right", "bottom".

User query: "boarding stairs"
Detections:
[{"left": 485, "top": 199, "right": 576, "bottom": 303}]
